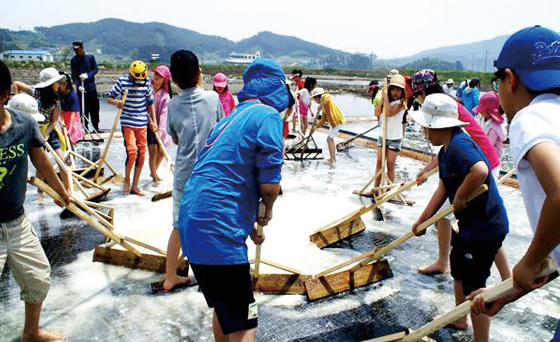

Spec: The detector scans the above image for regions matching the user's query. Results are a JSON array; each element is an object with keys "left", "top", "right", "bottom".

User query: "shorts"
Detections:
[
  {"left": 0, "top": 214, "right": 51, "bottom": 303},
  {"left": 46, "top": 130, "right": 61, "bottom": 150},
  {"left": 147, "top": 127, "right": 157, "bottom": 146},
  {"left": 450, "top": 238, "right": 501, "bottom": 296},
  {"left": 283, "top": 121, "right": 289, "bottom": 138},
  {"left": 190, "top": 263, "right": 257, "bottom": 335},
  {"left": 172, "top": 188, "right": 183, "bottom": 228},
  {"left": 328, "top": 125, "right": 340, "bottom": 139},
  {"left": 377, "top": 136, "right": 402, "bottom": 152}
]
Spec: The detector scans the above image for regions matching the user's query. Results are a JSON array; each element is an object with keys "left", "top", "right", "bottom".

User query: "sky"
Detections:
[{"left": 2, "top": 0, "right": 560, "bottom": 59}]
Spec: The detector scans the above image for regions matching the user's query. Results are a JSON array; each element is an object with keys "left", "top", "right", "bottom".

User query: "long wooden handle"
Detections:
[
  {"left": 149, "top": 117, "right": 175, "bottom": 173},
  {"left": 497, "top": 168, "right": 516, "bottom": 185},
  {"left": 254, "top": 202, "right": 266, "bottom": 277},
  {"left": 401, "top": 258, "right": 558, "bottom": 342},
  {"left": 338, "top": 124, "right": 379, "bottom": 149},
  {"left": 93, "top": 89, "right": 128, "bottom": 179}
]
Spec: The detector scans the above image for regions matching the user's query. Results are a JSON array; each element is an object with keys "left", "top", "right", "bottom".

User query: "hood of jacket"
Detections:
[{"left": 237, "top": 58, "right": 289, "bottom": 112}]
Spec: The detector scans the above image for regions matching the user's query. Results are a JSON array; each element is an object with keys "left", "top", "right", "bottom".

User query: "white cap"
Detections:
[
  {"left": 410, "top": 93, "right": 468, "bottom": 129},
  {"left": 446, "top": 78, "right": 454, "bottom": 84},
  {"left": 311, "top": 87, "right": 324, "bottom": 98},
  {"left": 8, "top": 93, "right": 45, "bottom": 122},
  {"left": 34, "top": 67, "right": 64, "bottom": 88}
]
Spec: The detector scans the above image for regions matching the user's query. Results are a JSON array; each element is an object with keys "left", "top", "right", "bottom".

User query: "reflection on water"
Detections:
[{"left": 0, "top": 95, "right": 557, "bottom": 341}]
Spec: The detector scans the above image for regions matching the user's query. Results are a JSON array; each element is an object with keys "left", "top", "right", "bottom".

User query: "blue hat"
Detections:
[
  {"left": 237, "top": 58, "right": 289, "bottom": 112},
  {"left": 494, "top": 25, "right": 560, "bottom": 91}
]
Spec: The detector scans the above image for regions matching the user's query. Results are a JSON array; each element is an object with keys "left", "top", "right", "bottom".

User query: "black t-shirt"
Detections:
[{"left": 0, "top": 109, "right": 44, "bottom": 222}]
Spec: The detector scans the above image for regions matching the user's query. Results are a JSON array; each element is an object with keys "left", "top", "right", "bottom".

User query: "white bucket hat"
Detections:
[
  {"left": 410, "top": 93, "right": 468, "bottom": 129},
  {"left": 311, "top": 87, "right": 324, "bottom": 98},
  {"left": 34, "top": 67, "right": 64, "bottom": 88},
  {"left": 446, "top": 78, "right": 454, "bottom": 85},
  {"left": 8, "top": 93, "right": 45, "bottom": 122}
]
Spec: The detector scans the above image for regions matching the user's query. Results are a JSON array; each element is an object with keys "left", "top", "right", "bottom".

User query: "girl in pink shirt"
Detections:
[
  {"left": 148, "top": 64, "right": 172, "bottom": 184},
  {"left": 473, "top": 91, "right": 507, "bottom": 163},
  {"left": 213, "top": 73, "right": 235, "bottom": 116}
]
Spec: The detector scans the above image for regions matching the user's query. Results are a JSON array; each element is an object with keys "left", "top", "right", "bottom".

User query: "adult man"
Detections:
[
  {"left": 470, "top": 25, "right": 560, "bottom": 342},
  {"left": 443, "top": 78, "right": 455, "bottom": 97},
  {"left": 0, "top": 60, "right": 70, "bottom": 342},
  {"left": 70, "top": 40, "right": 100, "bottom": 132},
  {"left": 178, "top": 58, "right": 288, "bottom": 342}
]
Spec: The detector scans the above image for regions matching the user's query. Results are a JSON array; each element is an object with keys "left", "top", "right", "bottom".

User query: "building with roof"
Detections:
[{"left": 1, "top": 49, "right": 54, "bottom": 62}]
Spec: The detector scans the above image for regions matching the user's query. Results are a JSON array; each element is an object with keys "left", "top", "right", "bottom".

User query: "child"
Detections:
[
  {"left": 162, "top": 50, "right": 224, "bottom": 291},
  {"left": 310, "top": 87, "right": 345, "bottom": 165},
  {"left": 296, "top": 77, "right": 315, "bottom": 134},
  {"left": 470, "top": 25, "right": 560, "bottom": 342},
  {"left": 147, "top": 65, "right": 173, "bottom": 184},
  {"left": 371, "top": 74, "right": 407, "bottom": 193},
  {"left": 12, "top": 68, "right": 71, "bottom": 197},
  {"left": 411, "top": 93, "right": 509, "bottom": 342},
  {"left": 290, "top": 70, "right": 304, "bottom": 133},
  {"left": 473, "top": 91, "right": 507, "bottom": 167},
  {"left": 213, "top": 72, "right": 235, "bottom": 116},
  {"left": 367, "top": 80, "right": 382, "bottom": 107},
  {"left": 107, "top": 60, "right": 156, "bottom": 195},
  {"left": 58, "top": 72, "right": 85, "bottom": 144},
  {"left": 1, "top": 60, "right": 70, "bottom": 342},
  {"left": 462, "top": 77, "right": 481, "bottom": 116}
]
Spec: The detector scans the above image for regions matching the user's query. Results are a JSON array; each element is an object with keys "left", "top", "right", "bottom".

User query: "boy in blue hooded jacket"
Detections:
[{"left": 178, "top": 58, "right": 288, "bottom": 342}]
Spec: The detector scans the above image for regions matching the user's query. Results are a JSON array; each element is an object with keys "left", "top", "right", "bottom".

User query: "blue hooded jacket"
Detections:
[{"left": 237, "top": 58, "right": 290, "bottom": 112}]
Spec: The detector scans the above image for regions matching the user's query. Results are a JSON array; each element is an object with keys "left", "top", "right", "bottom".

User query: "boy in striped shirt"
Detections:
[{"left": 107, "top": 60, "right": 156, "bottom": 195}]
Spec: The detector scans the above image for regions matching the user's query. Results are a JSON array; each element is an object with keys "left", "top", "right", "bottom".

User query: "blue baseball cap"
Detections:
[{"left": 494, "top": 25, "right": 560, "bottom": 91}]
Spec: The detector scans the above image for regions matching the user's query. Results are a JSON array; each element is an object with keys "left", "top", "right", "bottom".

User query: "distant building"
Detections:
[
  {"left": 151, "top": 53, "right": 160, "bottom": 62},
  {"left": 1, "top": 49, "right": 54, "bottom": 62},
  {"left": 224, "top": 51, "right": 261, "bottom": 65}
]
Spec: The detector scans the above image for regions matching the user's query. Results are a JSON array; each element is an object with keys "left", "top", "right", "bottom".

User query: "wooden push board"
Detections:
[
  {"left": 310, "top": 217, "right": 366, "bottom": 248},
  {"left": 93, "top": 245, "right": 189, "bottom": 274},
  {"left": 304, "top": 259, "right": 393, "bottom": 301},
  {"left": 252, "top": 273, "right": 313, "bottom": 295}
]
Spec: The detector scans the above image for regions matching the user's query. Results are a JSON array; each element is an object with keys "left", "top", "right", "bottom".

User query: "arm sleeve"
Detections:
[
  {"left": 158, "top": 94, "right": 169, "bottom": 132},
  {"left": 106, "top": 79, "right": 123, "bottom": 99},
  {"left": 256, "top": 113, "right": 284, "bottom": 183},
  {"left": 449, "top": 137, "right": 485, "bottom": 178},
  {"left": 167, "top": 103, "right": 176, "bottom": 137},
  {"left": 88, "top": 55, "right": 99, "bottom": 78},
  {"left": 70, "top": 59, "right": 80, "bottom": 90},
  {"left": 145, "top": 84, "right": 154, "bottom": 105}
]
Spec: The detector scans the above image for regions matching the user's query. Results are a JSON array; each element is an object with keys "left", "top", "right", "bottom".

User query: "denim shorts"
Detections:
[{"left": 377, "top": 136, "right": 402, "bottom": 152}]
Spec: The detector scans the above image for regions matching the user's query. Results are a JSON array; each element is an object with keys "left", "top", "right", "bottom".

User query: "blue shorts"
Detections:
[
  {"left": 46, "top": 130, "right": 61, "bottom": 150},
  {"left": 377, "top": 136, "right": 402, "bottom": 152},
  {"left": 147, "top": 127, "right": 157, "bottom": 146}
]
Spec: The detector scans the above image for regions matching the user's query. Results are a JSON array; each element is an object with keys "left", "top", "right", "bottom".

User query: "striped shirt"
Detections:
[{"left": 107, "top": 76, "right": 154, "bottom": 128}]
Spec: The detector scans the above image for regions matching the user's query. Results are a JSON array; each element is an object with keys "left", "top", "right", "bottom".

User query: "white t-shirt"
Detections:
[
  {"left": 379, "top": 99, "right": 405, "bottom": 140},
  {"left": 509, "top": 93, "right": 560, "bottom": 264},
  {"left": 298, "top": 88, "right": 311, "bottom": 106}
]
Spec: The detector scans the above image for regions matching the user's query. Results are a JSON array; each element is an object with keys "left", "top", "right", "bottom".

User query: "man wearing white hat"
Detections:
[
  {"left": 410, "top": 93, "right": 509, "bottom": 341},
  {"left": 443, "top": 78, "right": 455, "bottom": 97},
  {"left": 0, "top": 60, "right": 69, "bottom": 341}
]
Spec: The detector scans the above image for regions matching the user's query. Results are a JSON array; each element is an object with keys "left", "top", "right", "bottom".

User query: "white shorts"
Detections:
[
  {"left": 328, "top": 125, "right": 340, "bottom": 139},
  {"left": 0, "top": 214, "right": 51, "bottom": 303}
]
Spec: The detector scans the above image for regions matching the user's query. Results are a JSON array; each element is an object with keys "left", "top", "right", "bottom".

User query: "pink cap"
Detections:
[
  {"left": 213, "top": 73, "right": 228, "bottom": 88},
  {"left": 473, "top": 91, "right": 504, "bottom": 124}
]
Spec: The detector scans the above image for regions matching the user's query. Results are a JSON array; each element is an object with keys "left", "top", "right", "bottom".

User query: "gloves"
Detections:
[
  {"left": 79, "top": 73, "right": 88, "bottom": 81},
  {"left": 78, "top": 86, "right": 85, "bottom": 93}
]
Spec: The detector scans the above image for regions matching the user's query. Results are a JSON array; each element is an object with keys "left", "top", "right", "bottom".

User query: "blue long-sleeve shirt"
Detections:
[{"left": 70, "top": 54, "right": 98, "bottom": 92}]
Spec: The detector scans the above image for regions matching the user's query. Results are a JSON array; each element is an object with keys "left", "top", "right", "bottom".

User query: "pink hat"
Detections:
[
  {"left": 152, "top": 65, "right": 171, "bottom": 93},
  {"left": 473, "top": 91, "right": 503, "bottom": 124},
  {"left": 213, "top": 73, "right": 228, "bottom": 88}
]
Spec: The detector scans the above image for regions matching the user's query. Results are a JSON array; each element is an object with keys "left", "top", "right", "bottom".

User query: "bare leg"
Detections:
[
  {"left": 155, "top": 147, "right": 165, "bottom": 177},
  {"left": 386, "top": 149, "right": 398, "bottom": 184},
  {"left": 130, "top": 165, "right": 144, "bottom": 196},
  {"left": 123, "top": 165, "right": 132, "bottom": 195},
  {"left": 494, "top": 246, "right": 511, "bottom": 280},
  {"left": 457, "top": 281, "right": 491, "bottom": 342},
  {"left": 22, "top": 302, "right": 65, "bottom": 342},
  {"left": 418, "top": 218, "right": 451, "bottom": 274},
  {"left": 301, "top": 117, "right": 308, "bottom": 135},
  {"left": 212, "top": 310, "right": 228, "bottom": 342},
  {"left": 449, "top": 281, "right": 469, "bottom": 330},
  {"left": 326, "top": 137, "right": 336, "bottom": 164},
  {"left": 230, "top": 328, "right": 257, "bottom": 342},
  {"left": 148, "top": 144, "right": 159, "bottom": 183},
  {"left": 163, "top": 228, "right": 190, "bottom": 291}
]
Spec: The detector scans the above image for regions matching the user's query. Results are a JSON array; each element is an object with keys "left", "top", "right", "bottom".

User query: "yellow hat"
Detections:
[{"left": 129, "top": 60, "right": 148, "bottom": 80}]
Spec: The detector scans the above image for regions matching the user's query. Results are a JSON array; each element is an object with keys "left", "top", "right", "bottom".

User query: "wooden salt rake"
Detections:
[
  {"left": 251, "top": 203, "right": 312, "bottom": 295},
  {"left": 304, "top": 184, "right": 488, "bottom": 301},
  {"left": 78, "top": 90, "right": 128, "bottom": 184},
  {"left": 310, "top": 167, "right": 439, "bottom": 249},
  {"left": 395, "top": 258, "right": 558, "bottom": 342}
]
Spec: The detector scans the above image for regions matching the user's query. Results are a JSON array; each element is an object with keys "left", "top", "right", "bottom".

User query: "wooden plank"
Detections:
[
  {"left": 309, "top": 217, "right": 366, "bottom": 248},
  {"left": 92, "top": 245, "right": 189, "bottom": 274},
  {"left": 304, "top": 259, "right": 393, "bottom": 301},
  {"left": 151, "top": 190, "right": 172, "bottom": 202},
  {"left": 252, "top": 273, "right": 312, "bottom": 295}
]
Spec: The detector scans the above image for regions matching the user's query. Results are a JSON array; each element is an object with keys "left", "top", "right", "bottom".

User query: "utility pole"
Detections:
[
  {"left": 471, "top": 54, "right": 475, "bottom": 71},
  {"left": 484, "top": 48, "right": 488, "bottom": 72}
]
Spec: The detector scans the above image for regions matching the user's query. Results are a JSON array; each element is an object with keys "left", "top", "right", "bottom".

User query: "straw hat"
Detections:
[
  {"left": 389, "top": 74, "right": 406, "bottom": 89},
  {"left": 8, "top": 93, "right": 45, "bottom": 122},
  {"left": 410, "top": 93, "right": 468, "bottom": 129},
  {"left": 311, "top": 87, "right": 324, "bottom": 98},
  {"left": 34, "top": 68, "right": 64, "bottom": 88}
]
